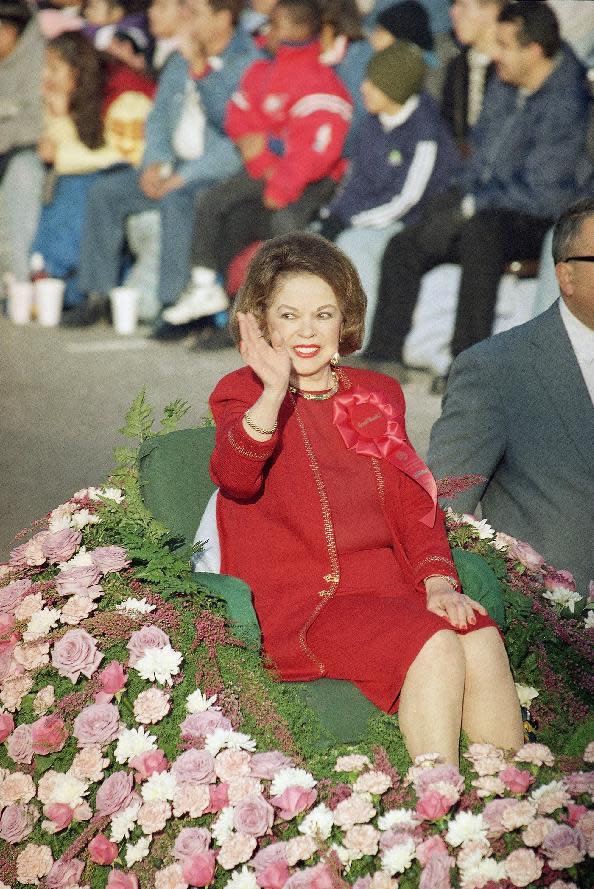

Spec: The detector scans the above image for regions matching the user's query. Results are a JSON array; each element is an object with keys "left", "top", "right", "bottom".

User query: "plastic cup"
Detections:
[
  {"left": 35, "top": 278, "right": 65, "bottom": 327},
  {"left": 7, "top": 281, "right": 34, "bottom": 325},
  {"left": 110, "top": 286, "right": 139, "bottom": 335}
]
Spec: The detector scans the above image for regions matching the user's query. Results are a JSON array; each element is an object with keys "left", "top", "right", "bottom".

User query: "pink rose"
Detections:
[
  {"left": 566, "top": 803, "right": 588, "bottom": 826},
  {"left": 51, "top": 628, "right": 103, "bottom": 683},
  {"left": 173, "top": 749, "right": 216, "bottom": 786},
  {"left": 416, "top": 836, "right": 449, "bottom": 866},
  {"left": 97, "top": 660, "right": 128, "bottom": 699},
  {"left": 206, "top": 782, "right": 229, "bottom": 813},
  {"left": 0, "top": 711, "right": 15, "bottom": 741},
  {"left": 180, "top": 710, "right": 232, "bottom": 740},
  {"left": 508, "top": 540, "right": 545, "bottom": 573},
  {"left": 234, "top": 793, "right": 275, "bottom": 836},
  {"left": 7, "top": 723, "right": 34, "bottom": 764},
  {"left": 127, "top": 625, "right": 170, "bottom": 666},
  {"left": 544, "top": 569, "right": 576, "bottom": 592},
  {"left": 257, "top": 860, "right": 290, "bottom": 889},
  {"left": 47, "top": 857, "right": 84, "bottom": 889},
  {"left": 91, "top": 545, "right": 130, "bottom": 573},
  {"left": 416, "top": 790, "right": 454, "bottom": 821},
  {"left": 130, "top": 749, "right": 169, "bottom": 781},
  {"left": 0, "top": 612, "right": 16, "bottom": 636},
  {"left": 55, "top": 565, "right": 103, "bottom": 597},
  {"left": 500, "top": 766, "right": 533, "bottom": 795},
  {"left": 89, "top": 833, "right": 119, "bottom": 865},
  {"left": 73, "top": 702, "right": 120, "bottom": 746},
  {"left": 42, "top": 529, "right": 82, "bottom": 564},
  {"left": 0, "top": 803, "right": 34, "bottom": 844},
  {"left": 284, "top": 863, "right": 333, "bottom": 889},
  {"left": 0, "top": 579, "right": 33, "bottom": 614},
  {"left": 419, "top": 854, "right": 454, "bottom": 889},
  {"left": 271, "top": 786, "right": 317, "bottom": 820},
  {"left": 174, "top": 827, "right": 212, "bottom": 860},
  {"left": 96, "top": 770, "right": 135, "bottom": 815},
  {"left": 107, "top": 870, "right": 139, "bottom": 889},
  {"left": 43, "top": 803, "right": 73, "bottom": 831},
  {"left": 9, "top": 532, "right": 48, "bottom": 569},
  {"left": 182, "top": 850, "right": 216, "bottom": 887},
  {"left": 31, "top": 714, "right": 68, "bottom": 755},
  {"left": 251, "top": 751, "right": 293, "bottom": 779},
  {"left": 253, "top": 842, "right": 288, "bottom": 874}
]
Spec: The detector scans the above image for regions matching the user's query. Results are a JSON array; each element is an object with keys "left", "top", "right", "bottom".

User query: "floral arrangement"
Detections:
[{"left": 0, "top": 396, "right": 592, "bottom": 889}]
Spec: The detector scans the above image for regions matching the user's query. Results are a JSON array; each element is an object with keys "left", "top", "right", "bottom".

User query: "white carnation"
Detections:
[
  {"left": 74, "top": 487, "right": 102, "bottom": 500},
  {"left": 530, "top": 780, "right": 567, "bottom": 805},
  {"left": 115, "top": 726, "right": 157, "bottom": 764},
  {"left": 299, "top": 803, "right": 334, "bottom": 840},
  {"left": 515, "top": 683, "right": 539, "bottom": 709},
  {"left": 332, "top": 843, "right": 359, "bottom": 868},
  {"left": 461, "top": 515, "right": 495, "bottom": 539},
  {"left": 71, "top": 509, "right": 100, "bottom": 530},
  {"left": 212, "top": 806, "right": 237, "bottom": 845},
  {"left": 542, "top": 587, "right": 583, "bottom": 613},
  {"left": 135, "top": 644, "right": 182, "bottom": 685},
  {"left": 460, "top": 856, "right": 506, "bottom": 888},
  {"left": 48, "top": 513, "right": 73, "bottom": 533},
  {"left": 186, "top": 688, "right": 220, "bottom": 713},
  {"left": 381, "top": 837, "right": 416, "bottom": 874},
  {"left": 377, "top": 809, "right": 420, "bottom": 830},
  {"left": 125, "top": 835, "right": 151, "bottom": 867},
  {"left": 111, "top": 799, "right": 141, "bottom": 842},
  {"left": 270, "top": 767, "right": 317, "bottom": 796},
  {"left": 59, "top": 546, "right": 94, "bottom": 569},
  {"left": 445, "top": 811, "right": 488, "bottom": 847},
  {"left": 23, "top": 607, "right": 61, "bottom": 642},
  {"left": 204, "top": 728, "right": 257, "bottom": 756},
  {"left": 116, "top": 597, "right": 156, "bottom": 615},
  {"left": 225, "top": 866, "right": 258, "bottom": 889},
  {"left": 49, "top": 773, "right": 88, "bottom": 807},
  {"left": 585, "top": 610, "right": 594, "bottom": 630},
  {"left": 141, "top": 771, "right": 177, "bottom": 802},
  {"left": 99, "top": 487, "right": 124, "bottom": 502}
]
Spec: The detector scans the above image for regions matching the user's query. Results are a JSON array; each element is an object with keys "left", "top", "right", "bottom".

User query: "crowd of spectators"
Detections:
[{"left": 1, "top": 0, "right": 593, "bottom": 388}]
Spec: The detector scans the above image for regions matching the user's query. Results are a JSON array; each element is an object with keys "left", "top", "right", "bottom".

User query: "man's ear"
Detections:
[{"left": 555, "top": 261, "right": 573, "bottom": 298}]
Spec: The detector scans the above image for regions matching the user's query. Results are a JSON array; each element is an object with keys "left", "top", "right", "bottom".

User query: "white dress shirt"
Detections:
[{"left": 560, "top": 298, "right": 594, "bottom": 405}]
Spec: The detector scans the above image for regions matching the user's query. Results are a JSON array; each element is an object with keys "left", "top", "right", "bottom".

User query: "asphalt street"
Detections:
[{"left": 0, "top": 314, "right": 442, "bottom": 560}]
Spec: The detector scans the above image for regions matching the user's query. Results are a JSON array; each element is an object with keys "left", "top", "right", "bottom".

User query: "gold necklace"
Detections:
[{"left": 288, "top": 369, "right": 339, "bottom": 401}]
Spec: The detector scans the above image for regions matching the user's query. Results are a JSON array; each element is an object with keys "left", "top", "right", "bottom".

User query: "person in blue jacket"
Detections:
[{"left": 362, "top": 0, "right": 592, "bottom": 387}]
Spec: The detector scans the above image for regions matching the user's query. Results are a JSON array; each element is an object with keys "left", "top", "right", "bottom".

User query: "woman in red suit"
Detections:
[{"left": 209, "top": 232, "right": 523, "bottom": 765}]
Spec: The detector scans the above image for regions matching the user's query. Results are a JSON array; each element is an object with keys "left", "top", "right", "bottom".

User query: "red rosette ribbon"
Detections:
[{"left": 333, "top": 385, "right": 437, "bottom": 526}]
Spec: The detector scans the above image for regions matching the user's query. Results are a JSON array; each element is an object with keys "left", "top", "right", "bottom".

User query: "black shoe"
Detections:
[
  {"left": 189, "top": 324, "right": 234, "bottom": 351},
  {"left": 62, "top": 294, "right": 110, "bottom": 327},
  {"left": 149, "top": 317, "right": 200, "bottom": 341},
  {"left": 429, "top": 373, "right": 449, "bottom": 396}
]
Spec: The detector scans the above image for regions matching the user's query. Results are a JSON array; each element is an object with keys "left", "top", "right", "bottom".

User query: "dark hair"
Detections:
[
  {"left": 47, "top": 33, "right": 105, "bottom": 150},
  {"left": 277, "top": 0, "right": 322, "bottom": 36},
  {"left": 320, "top": 0, "right": 363, "bottom": 41},
  {"left": 206, "top": 0, "right": 245, "bottom": 26},
  {"left": 231, "top": 232, "right": 367, "bottom": 354},
  {"left": 376, "top": 0, "right": 433, "bottom": 52},
  {"left": 0, "top": 0, "right": 31, "bottom": 35},
  {"left": 498, "top": 1, "right": 560, "bottom": 59},
  {"left": 552, "top": 197, "right": 594, "bottom": 264}
]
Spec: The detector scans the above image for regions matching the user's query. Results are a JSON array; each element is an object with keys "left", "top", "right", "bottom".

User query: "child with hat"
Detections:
[{"left": 319, "top": 39, "right": 461, "bottom": 350}]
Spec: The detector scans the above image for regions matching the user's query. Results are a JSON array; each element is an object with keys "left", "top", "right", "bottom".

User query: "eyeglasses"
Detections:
[{"left": 562, "top": 255, "right": 594, "bottom": 262}]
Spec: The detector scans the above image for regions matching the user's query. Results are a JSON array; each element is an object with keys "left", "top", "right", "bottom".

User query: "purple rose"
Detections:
[
  {"left": 6, "top": 723, "right": 34, "bottom": 764},
  {"left": 233, "top": 793, "right": 275, "bottom": 837},
  {"left": 73, "top": 702, "right": 120, "bottom": 746},
  {"left": 173, "top": 827, "right": 212, "bottom": 860},
  {"left": 180, "top": 710, "right": 232, "bottom": 740},
  {"left": 55, "top": 566, "right": 103, "bottom": 598},
  {"left": 564, "top": 771, "right": 594, "bottom": 795},
  {"left": 251, "top": 751, "right": 293, "bottom": 779},
  {"left": 96, "top": 770, "right": 135, "bottom": 816},
  {"left": 172, "top": 749, "right": 216, "bottom": 786},
  {"left": 0, "top": 579, "right": 33, "bottom": 615},
  {"left": 0, "top": 804, "right": 35, "bottom": 844},
  {"left": 42, "top": 529, "right": 82, "bottom": 564},
  {"left": 253, "top": 842, "right": 288, "bottom": 874},
  {"left": 9, "top": 532, "right": 48, "bottom": 569},
  {"left": 91, "top": 546, "right": 130, "bottom": 574},
  {"left": 47, "top": 857, "right": 85, "bottom": 889},
  {"left": 51, "top": 628, "right": 103, "bottom": 682},
  {"left": 127, "top": 625, "right": 170, "bottom": 667}
]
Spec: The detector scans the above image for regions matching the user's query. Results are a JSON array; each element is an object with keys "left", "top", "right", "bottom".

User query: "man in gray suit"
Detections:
[{"left": 428, "top": 197, "right": 594, "bottom": 593}]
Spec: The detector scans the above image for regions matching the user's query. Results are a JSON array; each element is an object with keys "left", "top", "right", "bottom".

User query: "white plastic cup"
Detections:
[
  {"left": 35, "top": 278, "right": 65, "bottom": 327},
  {"left": 110, "top": 286, "right": 139, "bottom": 335},
  {"left": 7, "top": 281, "right": 34, "bottom": 325}
]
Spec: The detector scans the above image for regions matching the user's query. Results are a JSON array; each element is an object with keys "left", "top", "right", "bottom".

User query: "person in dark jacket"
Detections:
[{"left": 362, "top": 1, "right": 592, "bottom": 385}]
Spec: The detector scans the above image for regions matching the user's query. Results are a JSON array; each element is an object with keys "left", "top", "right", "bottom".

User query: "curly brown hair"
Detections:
[
  {"left": 230, "top": 232, "right": 367, "bottom": 355},
  {"left": 48, "top": 32, "right": 105, "bottom": 150}
]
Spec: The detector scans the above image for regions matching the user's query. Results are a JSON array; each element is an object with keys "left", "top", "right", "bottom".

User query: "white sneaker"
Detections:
[{"left": 162, "top": 269, "right": 229, "bottom": 325}]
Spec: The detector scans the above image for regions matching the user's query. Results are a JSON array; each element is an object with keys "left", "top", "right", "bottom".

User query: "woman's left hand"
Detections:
[{"left": 425, "top": 578, "right": 487, "bottom": 629}]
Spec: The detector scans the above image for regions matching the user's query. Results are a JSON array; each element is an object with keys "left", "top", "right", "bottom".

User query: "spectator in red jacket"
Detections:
[{"left": 161, "top": 0, "right": 353, "bottom": 328}]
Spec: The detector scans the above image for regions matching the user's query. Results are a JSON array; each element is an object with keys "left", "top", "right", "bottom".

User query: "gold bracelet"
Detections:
[
  {"left": 425, "top": 574, "right": 459, "bottom": 591},
  {"left": 243, "top": 409, "right": 277, "bottom": 437}
]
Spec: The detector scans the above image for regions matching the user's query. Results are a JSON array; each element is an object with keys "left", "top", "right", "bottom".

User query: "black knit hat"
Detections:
[
  {"left": 366, "top": 39, "right": 426, "bottom": 105},
  {"left": 376, "top": 0, "right": 434, "bottom": 52},
  {"left": 0, "top": 0, "right": 31, "bottom": 27}
]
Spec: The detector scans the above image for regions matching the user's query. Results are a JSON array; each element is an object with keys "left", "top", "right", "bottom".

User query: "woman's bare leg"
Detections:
[
  {"left": 458, "top": 627, "right": 524, "bottom": 751},
  {"left": 398, "top": 629, "right": 466, "bottom": 765}
]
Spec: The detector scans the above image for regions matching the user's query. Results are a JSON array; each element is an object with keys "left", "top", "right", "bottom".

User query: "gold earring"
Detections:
[{"left": 330, "top": 352, "right": 340, "bottom": 366}]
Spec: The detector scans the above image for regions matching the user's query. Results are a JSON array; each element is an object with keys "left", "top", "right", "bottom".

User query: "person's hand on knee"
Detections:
[{"left": 424, "top": 576, "right": 487, "bottom": 629}]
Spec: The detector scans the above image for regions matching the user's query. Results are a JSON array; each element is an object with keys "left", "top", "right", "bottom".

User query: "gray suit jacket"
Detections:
[{"left": 428, "top": 301, "right": 594, "bottom": 593}]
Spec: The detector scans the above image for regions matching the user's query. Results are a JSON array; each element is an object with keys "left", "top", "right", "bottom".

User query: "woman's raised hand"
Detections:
[{"left": 237, "top": 311, "right": 292, "bottom": 396}]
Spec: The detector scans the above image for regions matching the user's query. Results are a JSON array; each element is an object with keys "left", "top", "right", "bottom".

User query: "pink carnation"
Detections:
[
  {"left": 55, "top": 565, "right": 102, "bottom": 597},
  {"left": 522, "top": 817, "right": 556, "bottom": 848},
  {"left": 6, "top": 723, "right": 34, "bottom": 764},
  {"left": 107, "top": 871, "right": 139, "bottom": 889},
  {"left": 544, "top": 570, "right": 576, "bottom": 593},
  {"left": 217, "top": 833, "right": 257, "bottom": 870},
  {"left": 31, "top": 714, "right": 68, "bottom": 755},
  {"left": 180, "top": 710, "right": 232, "bottom": 740},
  {"left": 563, "top": 771, "right": 594, "bottom": 796},
  {"left": 51, "top": 628, "right": 103, "bottom": 683},
  {"left": 133, "top": 687, "right": 170, "bottom": 723},
  {"left": 0, "top": 803, "right": 35, "bottom": 844},
  {"left": 173, "top": 827, "right": 212, "bottom": 860},
  {"left": 541, "top": 824, "right": 586, "bottom": 870},
  {"left": 89, "top": 833, "right": 119, "bottom": 865},
  {"left": 416, "top": 836, "right": 449, "bottom": 866},
  {"left": 257, "top": 860, "right": 290, "bottom": 889},
  {"left": 9, "top": 533, "right": 48, "bottom": 569},
  {"left": 181, "top": 850, "right": 216, "bottom": 887},
  {"left": 251, "top": 751, "right": 293, "bottom": 779},
  {"left": 42, "top": 529, "right": 82, "bottom": 564},
  {"left": 73, "top": 701, "right": 120, "bottom": 746},
  {"left": 419, "top": 853, "right": 454, "bottom": 889},
  {"left": 173, "top": 784, "right": 211, "bottom": 818},
  {"left": 215, "top": 748, "right": 252, "bottom": 782},
  {"left": 416, "top": 790, "right": 454, "bottom": 821},
  {"left": 414, "top": 764, "right": 465, "bottom": 797},
  {"left": 172, "top": 749, "right": 216, "bottom": 786},
  {"left": 233, "top": 793, "right": 275, "bottom": 836},
  {"left": 504, "top": 848, "right": 543, "bottom": 887},
  {"left": 130, "top": 748, "right": 169, "bottom": 781},
  {"left": 46, "top": 857, "right": 84, "bottom": 889},
  {"left": 500, "top": 766, "right": 533, "bottom": 795},
  {"left": 0, "top": 579, "right": 33, "bottom": 614},
  {"left": 483, "top": 798, "right": 517, "bottom": 839},
  {"left": 96, "top": 770, "right": 135, "bottom": 815},
  {"left": 0, "top": 711, "right": 15, "bottom": 741},
  {"left": 332, "top": 793, "right": 375, "bottom": 829},
  {"left": 508, "top": 540, "right": 545, "bottom": 572},
  {"left": 91, "top": 545, "right": 130, "bottom": 573},
  {"left": 271, "top": 786, "right": 317, "bottom": 820},
  {"left": 514, "top": 743, "right": 554, "bottom": 767},
  {"left": 127, "top": 625, "right": 170, "bottom": 666},
  {"left": 138, "top": 799, "right": 171, "bottom": 834}
]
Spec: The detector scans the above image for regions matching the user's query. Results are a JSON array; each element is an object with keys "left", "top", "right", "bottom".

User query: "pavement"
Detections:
[{"left": 0, "top": 314, "right": 443, "bottom": 560}]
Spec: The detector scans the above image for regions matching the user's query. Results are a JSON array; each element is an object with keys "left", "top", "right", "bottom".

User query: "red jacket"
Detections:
[{"left": 225, "top": 40, "right": 352, "bottom": 208}]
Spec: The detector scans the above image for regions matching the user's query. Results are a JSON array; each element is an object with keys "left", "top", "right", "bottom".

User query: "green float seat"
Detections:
[{"left": 138, "top": 428, "right": 505, "bottom": 744}]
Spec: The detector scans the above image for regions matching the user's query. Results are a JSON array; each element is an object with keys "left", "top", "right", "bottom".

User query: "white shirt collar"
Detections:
[
  {"left": 560, "top": 298, "right": 594, "bottom": 363},
  {"left": 379, "top": 95, "right": 420, "bottom": 132}
]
